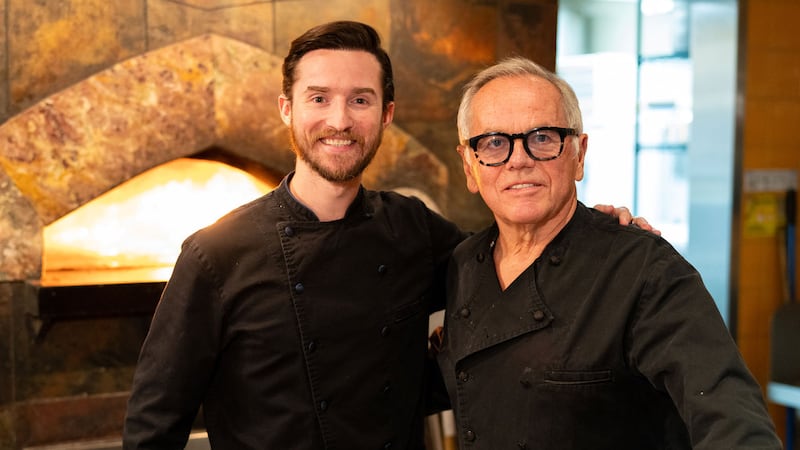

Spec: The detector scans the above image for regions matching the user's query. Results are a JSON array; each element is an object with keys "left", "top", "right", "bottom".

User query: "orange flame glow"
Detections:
[{"left": 43, "top": 158, "right": 274, "bottom": 285}]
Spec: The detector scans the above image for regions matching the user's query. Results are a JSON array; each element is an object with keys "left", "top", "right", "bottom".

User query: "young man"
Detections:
[
  {"left": 123, "top": 22, "right": 644, "bottom": 450},
  {"left": 123, "top": 21, "right": 463, "bottom": 450}
]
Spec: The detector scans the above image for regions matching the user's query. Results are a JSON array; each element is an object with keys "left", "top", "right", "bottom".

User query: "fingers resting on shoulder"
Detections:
[{"left": 593, "top": 204, "right": 662, "bottom": 236}]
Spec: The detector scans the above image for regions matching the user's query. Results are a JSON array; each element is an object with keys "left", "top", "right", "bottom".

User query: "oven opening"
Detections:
[{"left": 33, "top": 152, "right": 279, "bottom": 334}]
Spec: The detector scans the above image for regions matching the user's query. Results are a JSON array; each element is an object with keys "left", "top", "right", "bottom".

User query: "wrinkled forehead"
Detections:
[{"left": 470, "top": 75, "right": 567, "bottom": 132}]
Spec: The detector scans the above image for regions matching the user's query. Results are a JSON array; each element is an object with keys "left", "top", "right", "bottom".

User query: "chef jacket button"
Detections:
[
  {"left": 294, "top": 283, "right": 304, "bottom": 294},
  {"left": 465, "top": 430, "right": 476, "bottom": 442},
  {"left": 457, "top": 371, "right": 469, "bottom": 383},
  {"left": 459, "top": 307, "right": 470, "bottom": 318},
  {"left": 319, "top": 400, "right": 328, "bottom": 411},
  {"left": 519, "top": 366, "right": 533, "bottom": 388},
  {"left": 284, "top": 226, "right": 295, "bottom": 237},
  {"left": 377, "top": 264, "right": 388, "bottom": 275},
  {"left": 307, "top": 340, "right": 317, "bottom": 353},
  {"left": 549, "top": 255, "right": 561, "bottom": 266},
  {"left": 532, "top": 310, "right": 545, "bottom": 321},
  {"left": 476, "top": 253, "right": 485, "bottom": 263},
  {"left": 381, "top": 326, "right": 391, "bottom": 337},
  {"left": 382, "top": 383, "right": 391, "bottom": 395}
]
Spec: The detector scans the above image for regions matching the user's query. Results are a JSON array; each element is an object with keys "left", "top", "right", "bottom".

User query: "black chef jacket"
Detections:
[
  {"left": 123, "top": 174, "right": 465, "bottom": 449},
  {"left": 437, "top": 202, "right": 781, "bottom": 450}
]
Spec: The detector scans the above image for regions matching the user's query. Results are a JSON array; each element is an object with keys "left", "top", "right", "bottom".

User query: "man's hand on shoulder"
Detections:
[{"left": 593, "top": 204, "right": 662, "bottom": 236}]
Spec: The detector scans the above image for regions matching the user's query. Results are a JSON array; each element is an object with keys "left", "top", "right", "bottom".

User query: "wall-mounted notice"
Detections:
[{"left": 743, "top": 169, "right": 797, "bottom": 238}]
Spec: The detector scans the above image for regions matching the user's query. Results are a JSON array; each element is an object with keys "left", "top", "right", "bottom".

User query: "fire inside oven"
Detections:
[{"left": 35, "top": 156, "right": 277, "bottom": 333}]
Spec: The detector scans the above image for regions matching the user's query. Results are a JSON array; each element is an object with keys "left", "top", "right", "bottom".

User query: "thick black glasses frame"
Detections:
[{"left": 467, "top": 126, "right": 578, "bottom": 167}]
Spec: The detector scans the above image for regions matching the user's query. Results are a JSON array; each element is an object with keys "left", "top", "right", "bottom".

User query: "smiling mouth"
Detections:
[
  {"left": 508, "top": 183, "right": 541, "bottom": 190},
  {"left": 320, "top": 137, "right": 356, "bottom": 147}
]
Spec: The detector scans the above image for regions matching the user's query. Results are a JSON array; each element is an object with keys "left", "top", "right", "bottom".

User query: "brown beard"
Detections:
[{"left": 289, "top": 127, "right": 383, "bottom": 183}]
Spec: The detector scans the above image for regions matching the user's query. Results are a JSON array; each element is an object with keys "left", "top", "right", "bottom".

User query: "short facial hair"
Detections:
[{"left": 288, "top": 125, "right": 383, "bottom": 183}]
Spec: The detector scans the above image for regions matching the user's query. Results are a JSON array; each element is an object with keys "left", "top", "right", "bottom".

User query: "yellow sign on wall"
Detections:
[
  {"left": 743, "top": 192, "right": 785, "bottom": 238},
  {"left": 742, "top": 169, "right": 796, "bottom": 238}
]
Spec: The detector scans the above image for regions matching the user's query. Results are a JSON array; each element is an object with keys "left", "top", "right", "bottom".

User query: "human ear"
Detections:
[
  {"left": 459, "top": 145, "right": 480, "bottom": 194},
  {"left": 382, "top": 101, "right": 395, "bottom": 129},
  {"left": 574, "top": 133, "right": 588, "bottom": 182},
  {"left": 278, "top": 94, "right": 292, "bottom": 126}
]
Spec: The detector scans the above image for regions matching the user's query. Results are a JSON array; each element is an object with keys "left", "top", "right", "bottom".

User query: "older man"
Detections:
[{"left": 436, "top": 56, "right": 781, "bottom": 449}]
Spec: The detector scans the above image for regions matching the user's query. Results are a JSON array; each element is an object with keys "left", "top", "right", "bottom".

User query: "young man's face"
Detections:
[{"left": 279, "top": 49, "right": 394, "bottom": 182}]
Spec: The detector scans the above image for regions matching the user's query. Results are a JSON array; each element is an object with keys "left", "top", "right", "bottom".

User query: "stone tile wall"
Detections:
[{"left": 0, "top": 0, "right": 557, "bottom": 447}]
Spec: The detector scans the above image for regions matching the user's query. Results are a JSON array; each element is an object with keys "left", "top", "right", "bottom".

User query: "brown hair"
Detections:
[{"left": 282, "top": 21, "right": 395, "bottom": 111}]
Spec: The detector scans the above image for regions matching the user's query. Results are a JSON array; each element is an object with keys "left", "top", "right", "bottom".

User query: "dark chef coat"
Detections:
[
  {"left": 123, "top": 175, "right": 465, "bottom": 449},
  {"left": 437, "top": 202, "right": 781, "bottom": 450}
]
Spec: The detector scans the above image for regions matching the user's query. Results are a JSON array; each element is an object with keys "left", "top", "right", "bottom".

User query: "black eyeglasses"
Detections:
[{"left": 466, "top": 126, "right": 578, "bottom": 167}]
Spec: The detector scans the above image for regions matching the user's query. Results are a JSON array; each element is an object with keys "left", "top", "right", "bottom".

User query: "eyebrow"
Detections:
[{"left": 305, "top": 86, "right": 378, "bottom": 96}]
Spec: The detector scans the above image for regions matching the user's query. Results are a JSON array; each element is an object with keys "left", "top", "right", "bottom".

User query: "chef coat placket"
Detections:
[
  {"left": 278, "top": 220, "right": 328, "bottom": 446},
  {"left": 446, "top": 242, "right": 555, "bottom": 448},
  {"left": 276, "top": 206, "right": 413, "bottom": 449}
]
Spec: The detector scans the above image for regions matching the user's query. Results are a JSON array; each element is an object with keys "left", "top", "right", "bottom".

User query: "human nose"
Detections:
[
  {"left": 326, "top": 100, "right": 354, "bottom": 131},
  {"left": 506, "top": 137, "right": 532, "bottom": 168}
]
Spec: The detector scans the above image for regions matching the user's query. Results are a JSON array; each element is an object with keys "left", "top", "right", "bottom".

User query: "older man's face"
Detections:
[{"left": 460, "top": 75, "right": 587, "bottom": 230}]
